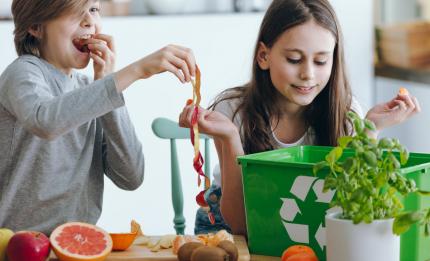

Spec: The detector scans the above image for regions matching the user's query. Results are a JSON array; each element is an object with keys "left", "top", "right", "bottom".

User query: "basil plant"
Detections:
[{"left": 313, "top": 111, "right": 430, "bottom": 236}]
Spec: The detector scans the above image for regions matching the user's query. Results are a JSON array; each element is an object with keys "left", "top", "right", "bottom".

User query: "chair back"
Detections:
[{"left": 151, "top": 117, "right": 211, "bottom": 234}]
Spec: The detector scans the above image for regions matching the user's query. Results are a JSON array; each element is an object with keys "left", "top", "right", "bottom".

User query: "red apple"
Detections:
[{"left": 6, "top": 231, "right": 50, "bottom": 261}]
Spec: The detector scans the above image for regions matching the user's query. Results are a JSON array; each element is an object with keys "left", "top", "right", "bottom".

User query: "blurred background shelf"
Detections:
[{"left": 375, "top": 63, "right": 430, "bottom": 84}]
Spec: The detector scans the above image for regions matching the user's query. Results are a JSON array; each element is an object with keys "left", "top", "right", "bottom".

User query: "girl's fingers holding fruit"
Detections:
[
  {"left": 396, "top": 93, "right": 415, "bottom": 111},
  {"left": 178, "top": 105, "right": 194, "bottom": 128},
  {"left": 411, "top": 96, "right": 421, "bottom": 113}
]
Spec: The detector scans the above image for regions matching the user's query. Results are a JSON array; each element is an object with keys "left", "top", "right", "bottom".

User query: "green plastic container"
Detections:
[{"left": 237, "top": 145, "right": 430, "bottom": 261}]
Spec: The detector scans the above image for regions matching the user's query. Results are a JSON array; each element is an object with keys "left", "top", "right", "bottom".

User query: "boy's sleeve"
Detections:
[
  {"left": 98, "top": 106, "right": 145, "bottom": 190},
  {"left": 0, "top": 60, "right": 124, "bottom": 139}
]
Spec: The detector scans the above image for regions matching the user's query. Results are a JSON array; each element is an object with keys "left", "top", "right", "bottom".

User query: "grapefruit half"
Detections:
[{"left": 50, "top": 222, "right": 112, "bottom": 261}]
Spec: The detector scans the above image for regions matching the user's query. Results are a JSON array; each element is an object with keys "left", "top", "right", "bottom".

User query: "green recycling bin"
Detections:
[{"left": 237, "top": 145, "right": 430, "bottom": 261}]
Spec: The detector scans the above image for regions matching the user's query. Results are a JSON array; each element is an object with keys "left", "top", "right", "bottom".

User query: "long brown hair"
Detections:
[
  {"left": 210, "top": 0, "right": 352, "bottom": 154},
  {"left": 12, "top": 0, "right": 90, "bottom": 57}
]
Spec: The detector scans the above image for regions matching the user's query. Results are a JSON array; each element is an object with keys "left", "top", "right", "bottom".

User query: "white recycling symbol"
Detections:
[{"left": 279, "top": 176, "right": 336, "bottom": 251}]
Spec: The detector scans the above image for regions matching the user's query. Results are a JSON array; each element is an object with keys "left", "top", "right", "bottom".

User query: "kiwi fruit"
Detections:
[
  {"left": 217, "top": 240, "right": 239, "bottom": 261},
  {"left": 177, "top": 242, "right": 205, "bottom": 261},
  {"left": 190, "top": 246, "right": 229, "bottom": 261}
]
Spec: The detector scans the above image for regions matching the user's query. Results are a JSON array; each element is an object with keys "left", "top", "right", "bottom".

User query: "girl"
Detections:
[
  {"left": 179, "top": 0, "right": 420, "bottom": 236},
  {"left": 0, "top": 0, "right": 196, "bottom": 235}
]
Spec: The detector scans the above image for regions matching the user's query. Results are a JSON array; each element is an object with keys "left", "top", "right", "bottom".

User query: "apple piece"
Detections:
[
  {"left": 0, "top": 228, "right": 14, "bottom": 261},
  {"left": 6, "top": 231, "right": 50, "bottom": 261}
]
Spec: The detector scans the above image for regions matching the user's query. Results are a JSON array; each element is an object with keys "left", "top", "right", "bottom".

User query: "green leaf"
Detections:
[
  {"left": 353, "top": 119, "right": 364, "bottom": 134},
  {"left": 425, "top": 223, "right": 430, "bottom": 237},
  {"left": 338, "top": 136, "right": 353, "bottom": 148},
  {"left": 389, "top": 154, "right": 401, "bottom": 169},
  {"left": 334, "top": 164, "right": 344, "bottom": 172},
  {"left": 417, "top": 190, "right": 430, "bottom": 196},
  {"left": 342, "top": 157, "right": 355, "bottom": 172},
  {"left": 363, "top": 151, "right": 377, "bottom": 167},
  {"left": 313, "top": 161, "right": 328, "bottom": 176},
  {"left": 364, "top": 119, "right": 376, "bottom": 131},
  {"left": 375, "top": 172, "right": 386, "bottom": 188},
  {"left": 393, "top": 211, "right": 424, "bottom": 235},
  {"left": 326, "top": 147, "right": 343, "bottom": 164},
  {"left": 323, "top": 177, "right": 337, "bottom": 191},
  {"left": 400, "top": 148, "right": 409, "bottom": 165},
  {"left": 351, "top": 189, "right": 365, "bottom": 201},
  {"left": 378, "top": 138, "right": 393, "bottom": 149},
  {"left": 347, "top": 111, "right": 358, "bottom": 120}
]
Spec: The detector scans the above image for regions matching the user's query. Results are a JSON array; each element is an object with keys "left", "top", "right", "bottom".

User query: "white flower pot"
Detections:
[{"left": 325, "top": 212, "right": 400, "bottom": 261}]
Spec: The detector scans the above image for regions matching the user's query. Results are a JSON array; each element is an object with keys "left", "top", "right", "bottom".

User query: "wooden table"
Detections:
[
  {"left": 50, "top": 235, "right": 251, "bottom": 261},
  {"left": 250, "top": 255, "right": 280, "bottom": 261}
]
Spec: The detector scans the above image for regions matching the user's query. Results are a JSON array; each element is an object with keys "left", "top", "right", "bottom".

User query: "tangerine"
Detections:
[
  {"left": 110, "top": 232, "right": 137, "bottom": 251},
  {"left": 286, "top": 252, "right": 319, "bottom": 261},
  {"left": 398, "top": 87, "right": 409, "bottom": 95},
  {"left": 281, "top": 245, "right": 317, "bottom": 261}
]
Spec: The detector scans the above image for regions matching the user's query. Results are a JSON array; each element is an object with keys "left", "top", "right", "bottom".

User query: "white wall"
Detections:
[
  {"left": 330, "top": 0, "right": 374, "bottom": 110},
  {"left": 0, "top": 1, "right": 373, "bottom": 235}
]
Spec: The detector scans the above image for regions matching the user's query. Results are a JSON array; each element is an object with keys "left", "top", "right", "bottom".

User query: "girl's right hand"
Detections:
[
  {"left": 138, "top": 45, "right": 196, "bottom": 83},
  {"left": 178, "top": 105, "right": 238, "bottom": 141}
]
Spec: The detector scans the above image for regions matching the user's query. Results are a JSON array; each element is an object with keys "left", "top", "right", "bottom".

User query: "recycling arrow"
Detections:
[
  {"left": 290, "top": 176, "right": 317, "bottom": 201},
  {"left": 280, "top": 198, "right": 301, "bottom": 222},
  {"left": 282, "top": 221, "right": 309, "bottom": 244},
  {"left": 280, "top": 175, "right": 336, "bottom": 251},
  {"left": 315, "top": 223, "right": 326, "bottom": 250},
  {"left": 312, "top": 179, "right": 336, "bottom": 203}
]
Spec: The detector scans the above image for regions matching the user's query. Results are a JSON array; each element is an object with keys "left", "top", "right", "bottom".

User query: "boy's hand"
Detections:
[
  {"left": 87, "top": 34, "right": 116, "bottom": 80},
  {"left": 138, "top": 45, "right": 196, "bottom": 83}
]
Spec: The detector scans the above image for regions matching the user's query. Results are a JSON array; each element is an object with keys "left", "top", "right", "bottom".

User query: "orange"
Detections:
[
  {"left": 50, "top": 222, "right": 112, "bottom": 261},
  {"left": 110, "top": 232, "right": 137, "bottom": 251},
  {"left": 286, "top": 252, "right": 319, "bottom": 261},
  {"left": 281, "top": 245, "right": 317, "bottom": 261},
  {"left": 398, "top": 87, "right": 409, "bottom": 95}
]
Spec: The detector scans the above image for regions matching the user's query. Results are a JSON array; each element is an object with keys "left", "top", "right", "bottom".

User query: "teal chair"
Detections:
[{"left": 151, "top": 117, "right": 211, "bottom": 235}]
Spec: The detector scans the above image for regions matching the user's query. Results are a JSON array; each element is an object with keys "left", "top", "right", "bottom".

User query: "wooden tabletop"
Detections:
[
  {"left": 250, "top": 255, "right": 280, "bottom": 261},
  {"left": 50, "top": 235, "right": 251, "bottom": 261}
]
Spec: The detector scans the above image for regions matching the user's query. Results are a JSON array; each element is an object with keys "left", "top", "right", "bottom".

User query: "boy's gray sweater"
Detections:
[{"left": 0, "top": 55, "right": 144, "bottom": 235}]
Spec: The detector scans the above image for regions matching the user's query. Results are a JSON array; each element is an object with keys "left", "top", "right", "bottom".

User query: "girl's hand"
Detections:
[
  {"left": 138, "top": 45, "right": 196, "bottom": 83},
  {"left": 87, "top": 34, "right": 116, "bottom": 80},
  {"left": 179, "top": 105, "right": 238, "bottom": 140},
  {"left": 366, "top": 92, "right": 421, "bottom": 134}
]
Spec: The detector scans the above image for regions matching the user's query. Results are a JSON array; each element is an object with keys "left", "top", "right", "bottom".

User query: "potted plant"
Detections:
[{"left": 313, "top": 111, "right": 430, "bottom": 261}]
